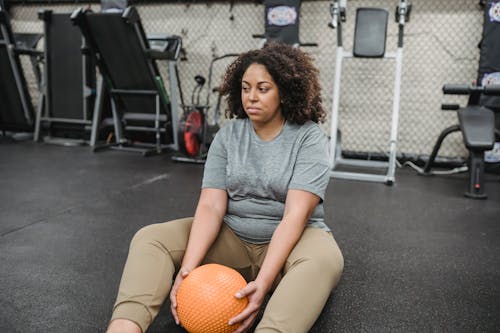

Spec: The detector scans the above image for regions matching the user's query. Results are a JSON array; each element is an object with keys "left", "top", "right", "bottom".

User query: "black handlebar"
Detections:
[
  {"left": 441, "top": 104, "right": 460, "bottom": 111},
  {"left": 443, "top": 84, "right": 500, "bottom": 95},
  {"left": 251, "top": 34, "right": 317, "bottom": 48},
  {"left": 299, "top": 42, "right": 319, "bottom": 47},
  {"left": 252, "top": 34, "right": 265, "bottom": 39}
]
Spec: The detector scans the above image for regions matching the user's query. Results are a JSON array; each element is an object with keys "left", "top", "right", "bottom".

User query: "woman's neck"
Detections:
[{"left": 252, "top": 117, "right": 286, "bottom": 141}]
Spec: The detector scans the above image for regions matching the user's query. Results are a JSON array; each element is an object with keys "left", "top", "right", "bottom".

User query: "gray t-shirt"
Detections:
[{"left": 202, "top": 118, "right": 331, "bottom": 244}]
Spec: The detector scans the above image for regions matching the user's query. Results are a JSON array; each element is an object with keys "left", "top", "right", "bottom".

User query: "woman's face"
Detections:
[{"left": 241, "top": 63, "right": 282, "bottom": 127}]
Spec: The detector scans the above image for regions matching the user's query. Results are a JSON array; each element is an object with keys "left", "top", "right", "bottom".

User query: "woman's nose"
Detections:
[{"left": 248, "top": 88, "right": 258, "bottom": 101}]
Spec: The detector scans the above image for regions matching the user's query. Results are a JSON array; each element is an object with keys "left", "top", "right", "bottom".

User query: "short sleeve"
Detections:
[
  {"left": 201, "top": 126, "right": 228, "bottom": 190},
  {"left": 288, "top": 126, "right": 331, "bottom": 201}
]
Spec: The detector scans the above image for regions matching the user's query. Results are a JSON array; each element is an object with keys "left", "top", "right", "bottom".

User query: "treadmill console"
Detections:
[{"left": 147, "top": 33, "right": 182, "bottom": 61}]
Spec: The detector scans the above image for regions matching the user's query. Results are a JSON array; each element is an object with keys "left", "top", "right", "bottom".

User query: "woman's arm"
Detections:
[
  {"left": 181, "top": 188, "right": 228, "bottom": 270},
  {"left": 255, "top": 189, "right": 320, "bottom": 289},
  {"left": 230, "top": 189, "right": 320, "bottom": 332},
  {"left": 170, "top": 187, "right": 227, "bottom": 324}
]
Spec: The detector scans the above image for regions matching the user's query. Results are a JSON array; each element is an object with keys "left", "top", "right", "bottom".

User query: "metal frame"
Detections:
[
  {"left": 90, "top": 75, "right": 179, "bottom": 156},
  {"left": 90, "top": 43, "right": 182, "bottom": 155},
  {"left": 171, "top": 53, "right": 239, "bottom": 164},
  {"left": 0, "top": 9, "right": 37, "bottom": 133},
  {"left": 34, "top": 10, "right": 95, "bottom": 146},
  {"left": 423, "top": 84, "right": 500, "bottom": 199},
  {"left": 328, "top": 0, "right": 410, "bottom": 185},
  {"left": 73, "top": 7, "right": 182, "bottom": 156}
]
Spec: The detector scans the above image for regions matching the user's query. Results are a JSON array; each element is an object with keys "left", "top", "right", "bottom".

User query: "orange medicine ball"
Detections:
[{"left": 176, "top": 264, "right": 249, "bottom": 333}]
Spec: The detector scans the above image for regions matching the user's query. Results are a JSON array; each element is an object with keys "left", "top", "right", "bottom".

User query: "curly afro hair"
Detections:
[{"left": 218, "top": 42, "right": 326, "bottom": 124}]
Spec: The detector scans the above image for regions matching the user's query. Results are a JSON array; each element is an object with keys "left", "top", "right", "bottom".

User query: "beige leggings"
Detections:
[{"left": 111, "top": 218, "right": 344, "bottom": 333}]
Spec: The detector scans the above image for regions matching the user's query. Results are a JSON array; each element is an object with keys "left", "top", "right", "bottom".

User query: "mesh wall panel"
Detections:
[{"left": 8, "top": 0, "right": 484, "bottom": 158}]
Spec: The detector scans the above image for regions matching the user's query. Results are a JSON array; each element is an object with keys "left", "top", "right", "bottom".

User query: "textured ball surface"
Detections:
[{"left": 176, "top": 264, "right": 248, "bottom": 333}]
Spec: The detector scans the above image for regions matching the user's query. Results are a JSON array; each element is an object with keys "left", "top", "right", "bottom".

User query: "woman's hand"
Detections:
[
  {"left": 169, "top": 268, "right": 190, "bottom": 325},
  {"left": 229, "top": 280, "right": 269, "bottom": 333}
]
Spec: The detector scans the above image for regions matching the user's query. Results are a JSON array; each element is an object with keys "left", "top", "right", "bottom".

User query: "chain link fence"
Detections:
[{"left": 8, "top": 0, "right": 484, "bottom": 158}]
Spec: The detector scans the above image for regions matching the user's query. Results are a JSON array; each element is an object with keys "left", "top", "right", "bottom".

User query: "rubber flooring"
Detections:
[{"left": 1, "top": 141, "right": 499, "bottom": 332}]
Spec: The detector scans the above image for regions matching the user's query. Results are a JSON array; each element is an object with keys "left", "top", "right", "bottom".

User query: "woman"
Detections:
[{"left": 107, "top": 42, "right": 344, "bottom": 333}]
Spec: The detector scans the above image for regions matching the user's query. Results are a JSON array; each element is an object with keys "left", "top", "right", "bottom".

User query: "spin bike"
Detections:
[
  {"left": 172, "top": 53, "right": 239, "bottom": 163},
  {"left": 173, "top": 0, "right": 315, "bottom": 163}
]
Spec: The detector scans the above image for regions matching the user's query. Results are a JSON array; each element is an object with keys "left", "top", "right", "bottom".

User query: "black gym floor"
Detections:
[{"left": 1, "top": 140, "right": 499, "bottom": 333}]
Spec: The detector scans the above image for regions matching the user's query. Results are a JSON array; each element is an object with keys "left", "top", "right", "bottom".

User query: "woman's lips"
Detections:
[{"left": 246, "top": 107, "right": 261, "bottom": 114}]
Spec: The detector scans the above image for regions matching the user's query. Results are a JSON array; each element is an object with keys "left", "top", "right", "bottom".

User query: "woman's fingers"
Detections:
[
  {"left": 228, "top": 280, "right": 269, "bottom": 331},
  {"left": 231, "top": 309, "right": 259, "bottom": 333},
  {"left": 235, "top": 281, "right": 257, "bottom": 299},
  {"left": 229, "top": 282, "right": 260, "bottom": 326},
  {"left": 228, "top": 304, "right": 257, "bottom": 326},
  {"left": 170, "top": 269, "right": 191, "bottom": 325},
  {"left": 170, "top": 301, "right": 179, "bottom": 325},
  {"left": 170, "top": 285, "right": 180, "bottom": 324}
]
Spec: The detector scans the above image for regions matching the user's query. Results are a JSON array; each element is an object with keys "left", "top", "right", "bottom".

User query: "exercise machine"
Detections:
[
  {"left": 0, "top": 7, "right": 42, "bottom": 137},
  {"left": 173, "top": 0, "right": 317, "bottom": 163},
  {"left": 35, "top": 10, "right": 96, "bottom": 146},
  {"left": 173, "top": 0, "right": 318, "bottom": 163},
  {"left": 328, "top": 0, "right": 411, "bottom": 185},
  {"left": 172, "top": 53, "right": 239, "bottom": 163},
  {"left": 423, "top": 85, "right": 500, "bottom": 199},
  {"left": 72, "top": 6, "right": 182, "bottom": 156},
  {"left": 422, "top": 0, "right": 500, "bottom": 199}
]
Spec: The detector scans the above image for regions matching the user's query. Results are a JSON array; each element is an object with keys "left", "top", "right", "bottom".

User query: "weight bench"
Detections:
[
  {"left": 34, "top": 10, "right": 96, "bottom": 146},
  {"left": 423, "top": 85, "right": 500, "bottom": 199},
  {"left": 0, "top": 8, "right": 42, "bottom": 136},
  {"left": 423, "top": 0, "right": 500, "bottom": 199},
  {"left": 71, "top": 6, "right": 177, "bottom": 156}
]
